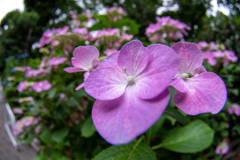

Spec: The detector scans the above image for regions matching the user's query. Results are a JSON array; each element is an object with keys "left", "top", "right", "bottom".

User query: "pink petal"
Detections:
[
  {"left": 92, "top": 87, "right": 170, "bottom": 145},
  {"left": 97, "top": 51, "right": 120, "bottom": 69},
  {"left": 118, "top": 40, "right": 148, "bottom": 77},
  {"left": 136, "top": 44, "right": 179, "bottom": 99},
  {"left": 75, "top": 83, "right": 85, "bottom": 90},
  {"left": 174, "top": 72, "right": 227, "bottom": 115},
  {"left": 84, "top": 66, "right": 127, "bottom": 100},
  {"left": 64, "top": 67, "right": 85, "bottom": 73},
  {"left": 170, "top": 77, "right": 188, "bottom": 93},
  {"left": 190, "top": 65, "right": 207, "bottom": 75},
  {"left": 172, "top": 42, "right": 204, "bottom": 74},
  {"left": 72, "top": 46, "right": 99, "bottom": 70}
]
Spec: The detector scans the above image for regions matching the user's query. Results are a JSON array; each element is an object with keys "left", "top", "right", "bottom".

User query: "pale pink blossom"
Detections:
[
  {"left": 171, "top": 42, "right": 227, "bottom": 115},
  {"left": 227, "top": 103, "right": 240, "bottom": 116},
  {"left": 215, "top": 141, "right": 230, "bottom": 155},
  {"left": 32, "top": 80, "right": 52, "bottom": 93},
  {"left": 48, "top": 57, "right": 67, "bottom": 66},
  {"left": 103, "top": 48, "right": 118, "bottom": 56},
  {"left": 84, "top": 40, "right": 179, "bottom": 144},
  {"left": 18, "top": 96, "right": 34, "bottom": 103},
  {"left": 13, "top": 117, "right": 38, "bottom": 135},
  {"left": 64, "top": 46, "right": 100, "bottom": 90},
  {"left": 12, "top": 108, "right": 23, "bottom": 114},
  {"left": 145, "top": 16, "right": 191, "bottom": 43}
]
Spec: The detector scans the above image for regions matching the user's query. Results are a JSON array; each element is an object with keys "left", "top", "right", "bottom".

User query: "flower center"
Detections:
[
  {"left": 127, "top": 76, "right": 135, "bottom": 85},
  {"left": 181, "top": 73, "right": 189, "bottom": 80}
]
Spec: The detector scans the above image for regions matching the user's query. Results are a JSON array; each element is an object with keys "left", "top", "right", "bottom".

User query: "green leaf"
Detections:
[
  {"left": 52, "top": 128, "right": 69, "bottom": 143},
  {"left": 39, "top": 129, "right": 55, "bottom": 145},
  {"left": 164, "top": 107, "right": 189, "bottom": 125},
  {"left": 48, "top": 88, "right": 56, "bottom": 98},
  {"left": 81, "top": 116, "right": 96, "bottom": 138},
  {"left": 158, "top": 120, "right": 214, "bottom": 153},
  {"left": 93, "top": 141, "right": 156, "bottom": 160},
  {"left": 146, "top": 116, "right": 165, "bottom": 143}
]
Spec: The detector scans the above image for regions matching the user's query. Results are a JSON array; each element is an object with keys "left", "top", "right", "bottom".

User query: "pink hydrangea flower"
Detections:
[
  {"left": 48, "top": 57, "right": 67, "bottom": 66},
  {"left": 103, "top": 48, "right": 118, "bottom": 56},
  {"left": 94, "top": 28, "right": 133, "bottom": 48},
  {"left": 106, "top": 7, "right": 127, "bottom": 21},
  {"left": 64, "top": 46, "right": 100, "bottom": 90},
  {"left": 72, "top": 27, "right": 90, "bottom": 40},
  {"left": 59, "top": 93, "right": 66, "bottom": 99},
  {"left": 18, "top": 96, "right": 34, "bottom": 103},
  {"left": 215, "top": 141, "right": 230, "bottom": 155},
  {"left": 72, "top": 28, "right": 88, "bottom": 34},
  {"left": 170, "top": 42, "right": 227, "bottom": 115},
  {"left": 56, "top": 26, "right": 69, "bottom": 35},
  {"left": 12, "top": 108, "right": 23, "bottom": 114},
  {"left": 227, "top": 103, "right": 240, "bottom": 116},
  {"left": 14, "top": 66, "right": 31, "bottom": 72},
  {"left": 39, "top": 29, "right": 55, "bottom": 47},
  {"left": 18, "top": 81, "right": 35, "bottom": 92},
  {"left": 18, "top": 81, "right": 28, "bottom": 92},
  {"left": 197, "top": 41, "right": 238, "bottom": 66},
  {"left": 84, "top": 40, "right": 179, "bottom": 144},
  {"left": 13, "top": 117, "right": 38, "bottom": 135},
  {"left": 34, "top": 126, "right": 41, "bottom": 134},
  {"left": 32, "top": 80, "right": 52, "bottom": 93},
  {"left": 145, "top": 16, "right": 191, "bottom": 43},
  {"left": 25, "top": 68, "right": 51, "bottom": 78},
  {"left": 71, "top": 13, "right": 81, "bottom": 26}
]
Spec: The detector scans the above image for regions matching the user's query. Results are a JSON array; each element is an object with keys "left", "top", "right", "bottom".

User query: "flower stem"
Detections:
[{"left": 151, "top": 143, "right": 163, "bottom": 150}]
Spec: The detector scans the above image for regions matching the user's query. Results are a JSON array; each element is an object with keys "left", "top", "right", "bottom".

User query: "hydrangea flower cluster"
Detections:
[
  {"left": 94, "top": 28, "right": 133, "bottom": 49},
  {"left": 48, "top": 56, "right": 67, "bottom": 67},
  {"left": 197, "top": 41, "right": 238, "bottom": 66},
  {"left": 71, "top": 12, "right": 93, "bottom": 27},
  {"left": 145, "top": 16, "right": 191, "bottom": 43},
  {"left": 39, "top": 26, "right": 90, "bottom": 54},
  {"left": 17, "top": 56, "right": 67, "bottom": 78},
  {"left": 32, "top": 80, "right": 52, "bottom": 93},
  {"left": 18, "top": 81, "right": 35, "bottom": 92},
  {"left": 215, "top": 141, "right": 230, "bottom": 155},
  {"left": 18, "top": 80, "right": 52, "bottom": 93},
  {"left": 18, "top": 96, "right": 34, "bottom": 103},
  {"left": 227, "top": 103, "right": 240, "bottom": 116},
  {"left": 14, "top": 66, "right": 31, "bottom": 72},
  {"left": 13, "top": 116, "right": 38, "bottom": 135},
  {"left": 65, "top": 40, "right": 227, "bottom": 145},
  {"left": 12, "top": 108, "right": 23, "bottom": 114},
  {"left": 105, "top": 7, "right": 127, "bottom": 21}
]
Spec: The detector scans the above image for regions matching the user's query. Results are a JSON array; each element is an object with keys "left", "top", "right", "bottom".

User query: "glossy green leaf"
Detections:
[
  {"left": 39, "top": 129, "right": 55, "bottom": 145},
  {"left": 48, "top": 88, "right": 56, "bottom": 98},
  {"left": 52, "top": 128, "right": 69, "bottom": 143},
  {"left": 159, "top": 120, "right": 214, "bottom": 153},
  {"left": 164, "top": 107, "right": 189, "bottom": 125},
  {"left": 81, "top": 116, "right": 96, "bottom": 138},
  {"left": 93, "top": 141, "right": 156, "bottom": 160}
]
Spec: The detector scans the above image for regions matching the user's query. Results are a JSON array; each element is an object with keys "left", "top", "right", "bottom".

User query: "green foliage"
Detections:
[
  {"left": 0, "top": 10, "right": 39, "bottom": 70},
  {"left": 157, "top": 120, "right": 214, "bottom": 153},
  {"left": 93, "top": 139, "right": 156, "bottom": 160},
  {"left": 81, "top": 116, "right": 96, "bottom": 138}
]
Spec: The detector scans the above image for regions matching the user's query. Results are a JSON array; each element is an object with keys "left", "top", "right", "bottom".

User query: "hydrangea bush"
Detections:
[{"left": 1, "top": 6, "right": 240, "bottom": 160}]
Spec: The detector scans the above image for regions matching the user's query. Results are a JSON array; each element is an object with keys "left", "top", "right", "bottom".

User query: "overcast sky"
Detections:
[
  {"left": 0, "top": 0, "right": 230, "bottom": 23},
  {"left": 0, "top": 0, "right": 24, "bottom": 22}
]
